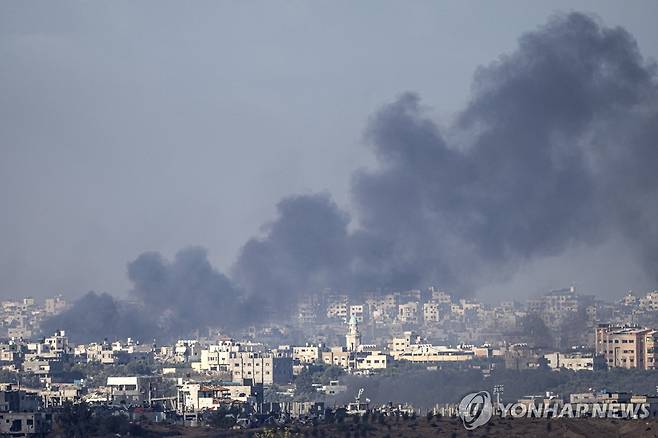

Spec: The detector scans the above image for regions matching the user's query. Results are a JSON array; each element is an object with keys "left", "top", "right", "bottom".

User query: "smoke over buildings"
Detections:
[
  {"left": 350, "top": 12, "right": 658, "bottom": 292},
  {"left": 126, "top": 246, "right": 241, "bottom": 333},
  {"left": 232, "top": 194, "right": 352, "bottom": 319},
  {"left": 47, "top": 12, "right": 658, "bottom": 339},
  {"left": 46, "top": 248, "right": 241, "bottom": 342},
  {"left": 232, "top": 12, "right": 658, "bottom": 315},
  {"left": 40, "top": 292, "right": 158, "bottom": 343}
]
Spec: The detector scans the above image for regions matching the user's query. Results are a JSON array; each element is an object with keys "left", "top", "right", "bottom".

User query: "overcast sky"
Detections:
[{"left": 1, "top": 1, "right": 657, "bottom": 301}]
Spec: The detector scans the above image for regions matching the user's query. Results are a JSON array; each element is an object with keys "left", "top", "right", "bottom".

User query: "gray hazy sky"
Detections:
[{"left": 1, "top": 1, "right": 657, "bottom": 301}]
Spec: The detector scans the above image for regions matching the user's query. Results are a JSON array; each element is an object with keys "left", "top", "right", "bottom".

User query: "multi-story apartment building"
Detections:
[
  {"left": 423, "top": 302, "right": 440, "bottom": 323},
  {"left": 321, "top": 347, "right": 351, "bottom": 369},
  {"left": 429, "top": 288, "right": 452, "bottom": 304},
  {"left": 459, "top": 299, "right": 481, "bottom": 313},
  {"left": 621, "top": 292, "right": 638, "bottom": 307},
  {"left": 292, "top": 345, "right": 320, "bottom": 364},
  {"left": 296, "top": 299, "right": 318, "bottom": 325},
  {"left": 349, "top": 305, "right": 366, "bottom": 323},
  {"left": 85, "top": 343, "right": 118, "bottom": 364},
  {"left": 228, "top": 352, "right": 293, "bottom": 385},
  {"left": 365, "top": 296, "right": 395, "bottom": 323},
  {"left": 326, "top": 295, "right": 349, "bottom": 320},
  {"left": 389, "top": 331, "right": 421, "bottom": 358},
  {"left": 0, "top": 384, "right": 50, "bottom": 435},
  {"left": 528, "top": 287, "right": 594, "bottom": 331},
  {"left": 595, "top": 324, "right": 658, "bottom": 369},
  {"left": 639, "top": 291, "right": 658, "bottom": 311},
  {"left": 398, "top": 302, "right": 419, "bottom": 324},
  {"left": 44, "top": 296, "right": 67, "bottom": 315},
  {"left": 450, "top": 303, "right": 465, "bottom": 317},
  {"left": 44, "top": 330, "right": 69, "bottom": 355}
]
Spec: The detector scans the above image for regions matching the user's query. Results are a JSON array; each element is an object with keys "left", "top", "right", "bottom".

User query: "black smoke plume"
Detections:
[
  {"left": 233, "top": 12, "right": 658, "bottom": 316},
  {"left": 126, "top": 246, "right": 241, "bottom": 334},
  {"left": 232, "top": 194, "right": 352, "bottom": 318},
  {"left": 44, "top": 248, "right": 241, "bottom": 342},
  {"left": 41, "top": 291, "right": 158, "bottom": 343},
  {"left": 48, "top": 12, "right": 658, "bottom": 337}
]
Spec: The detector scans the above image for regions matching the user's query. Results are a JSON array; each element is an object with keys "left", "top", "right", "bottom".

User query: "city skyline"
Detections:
[{"left": 3, "top": 2, "right": 658, "bottom": 435}]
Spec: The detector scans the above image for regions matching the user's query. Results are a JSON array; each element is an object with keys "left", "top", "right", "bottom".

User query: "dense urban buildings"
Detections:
[{"left": 1, "top": 286, "right": 658, "bottom": 434}]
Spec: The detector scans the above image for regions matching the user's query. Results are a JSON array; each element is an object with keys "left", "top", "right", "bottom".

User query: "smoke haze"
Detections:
[
  {"left": 231, "top": 12, "right": 658, "bottom": 318},
  {"left": 42, "top": 12, "right": 658, "bottom": 338}
]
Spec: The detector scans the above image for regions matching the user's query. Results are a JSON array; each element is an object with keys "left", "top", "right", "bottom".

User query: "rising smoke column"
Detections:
[
  {"left": 47, "top": 12, "right": 658, "bottom": 338},
  {"left": 234, "top": 12, "right": 658, "bottom": 306},
  {"left": 41, "top": 291, "right": 158, "bottom": 343},
  {"left": 349, "top": 12, "right": 658, "bottom": 293},
  {"left": 127, "top": 246, "right": 241, "bottom": 334},
  {"left": 44, "top": 248, "right": 242, "bottom": 342},
  {"left": 232, "top": 194, "right": 352, "bottom": 319}
]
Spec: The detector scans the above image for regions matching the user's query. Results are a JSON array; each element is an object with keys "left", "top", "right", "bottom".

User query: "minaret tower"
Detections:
[{"left": 346, "top": 315, "right": 361, "bottom": 351}]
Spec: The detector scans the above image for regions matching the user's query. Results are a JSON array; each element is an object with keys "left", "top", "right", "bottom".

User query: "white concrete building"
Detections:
[
  {"left": 321, "top": 347, "right": 350, "bottom": 369},
  {"left": 395, "top": 344, "right": 475, "bottom": 363},
  {"left": 543, "top": 352, "right": 594, "bottom": 371},
  {"left": 355, "top": 351, "right": 389, "bottom": 371},
  {"left": 292, "top": 345, "right": 320, "bottom": 364}
]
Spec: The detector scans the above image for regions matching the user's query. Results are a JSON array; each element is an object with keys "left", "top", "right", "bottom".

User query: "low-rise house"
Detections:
[
  {"left": 543, "top": 351, "right": 596, "bottom": 371},
  {"left": 355, "top": 351, "right": 389, "bottom": 370}
]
